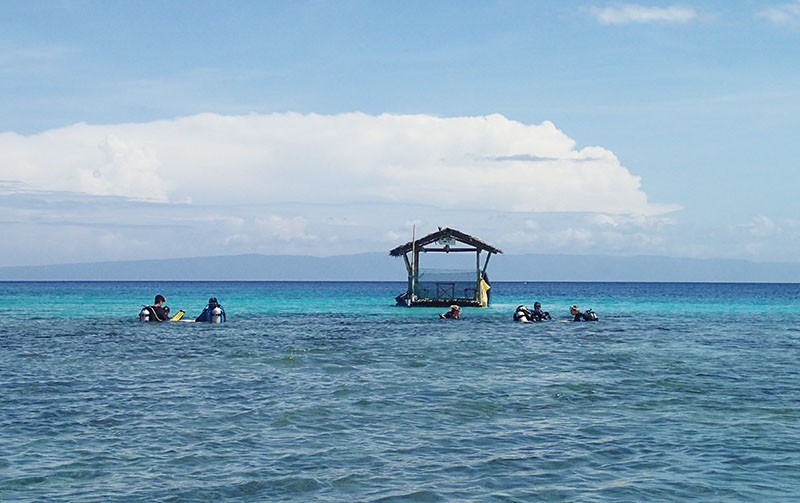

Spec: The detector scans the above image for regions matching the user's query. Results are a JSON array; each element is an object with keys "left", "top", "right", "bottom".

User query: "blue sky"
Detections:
[{"left": 1, "top": 1, "right": 799, "bottom": 268}]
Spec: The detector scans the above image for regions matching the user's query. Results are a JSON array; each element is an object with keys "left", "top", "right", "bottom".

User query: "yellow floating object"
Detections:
[{"left": 478, "top": 279, "right": 491, "bottom": 307}]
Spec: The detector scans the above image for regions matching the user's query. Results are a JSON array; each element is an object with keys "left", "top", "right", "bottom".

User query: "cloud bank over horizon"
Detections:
[
  {"left": 1, "top": 112, "right": 675, "bottom": 216},
  {"left": 4, "top": 111, "right": 795, "bottom": 267}
]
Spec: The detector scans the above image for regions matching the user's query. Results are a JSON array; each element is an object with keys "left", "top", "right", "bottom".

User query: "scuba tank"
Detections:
[
  {"left": 211, "top": 306, "right": 223, "bottom": 324},
  {"left": 513, "top": 306, "right": 530, "bottom": 322},
  {"left": 139, "top": 306, "right": 150, "bottom": 322}
]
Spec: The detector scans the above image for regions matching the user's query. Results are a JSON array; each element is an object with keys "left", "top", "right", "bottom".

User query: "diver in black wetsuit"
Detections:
[
  {"left": 514, "top": 302, "right": 551, "bottom": 322},
  {"left": 570, "top": 304, "right": 598, "bottom": 321},
  {"left": 531, "top": 302, "right": 551, "bottom": 321},
  {"left": 440, "top": 305, "right": 461, "bottom": 319},
  {"left": 513, "top": 305, "right": 532, "bottom": 322},
  {"left": 147, "top": 294, "right": 170, "bottom": 322},
  {"left": 195, "top": 297, "right": 226, "bottom": 323}
]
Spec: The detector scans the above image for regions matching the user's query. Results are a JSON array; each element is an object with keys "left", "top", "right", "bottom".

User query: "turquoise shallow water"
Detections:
[{"left": 2, "top": 281, "right": 800, "bottom": 501}]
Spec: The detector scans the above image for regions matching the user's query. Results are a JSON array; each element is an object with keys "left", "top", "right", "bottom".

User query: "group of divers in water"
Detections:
[
  {"left": 139, "top": 294, "right": 226, "bottom": 323},
  {"left": 140, "top": 293, "right": 595, "bottom": 324},
  {"left": 440, "top": 302, "right": 598, "bottom": 322}
]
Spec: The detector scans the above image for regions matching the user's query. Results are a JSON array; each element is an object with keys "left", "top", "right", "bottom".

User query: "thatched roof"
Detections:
[{"left": 389, "top": 227, "right": 503, "bottom": 256}]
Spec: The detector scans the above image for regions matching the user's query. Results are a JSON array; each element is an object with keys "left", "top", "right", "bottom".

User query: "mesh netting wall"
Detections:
[{"left": 414, "top": 268, "right": 479, "bottom": 300}]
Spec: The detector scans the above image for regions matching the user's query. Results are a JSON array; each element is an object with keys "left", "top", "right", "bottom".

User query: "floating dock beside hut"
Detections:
[{"left": 390, "top": 227, "right": 502, "bottom": 307}]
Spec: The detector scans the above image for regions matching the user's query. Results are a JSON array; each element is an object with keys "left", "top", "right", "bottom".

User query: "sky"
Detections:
[{"left": 1, "top": 1, "right": 799, "bottom": 268}]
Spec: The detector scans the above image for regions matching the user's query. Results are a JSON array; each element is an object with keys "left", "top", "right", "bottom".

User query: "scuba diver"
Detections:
[
  {"left": 139, "top": 294, "right": 184, "bottom": 322},
  {"left": 530, "top": 302, "right": 551, "bottom": 321},
  {"left": 513, "top": 305, "right": 533, "bottom": 322},
  {"left": 139, "top": 294, "right": 169, "bottom": 322},
  {"left": 570, "top": 305, "right": 598, "bottom": 322},
  {"left": 439, "top": 305, "right": 461, "bottom": 319},
  {"left": 195, "top": 297, "right": 226, "bottom": 323},
  {"left": 514, "top": 302, "right": 551, "bottom": 322}
]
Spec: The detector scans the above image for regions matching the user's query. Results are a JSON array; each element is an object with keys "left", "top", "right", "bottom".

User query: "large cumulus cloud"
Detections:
[
  {"left": 0, "top": 112, "right": 675, "bottom": 216},
  {"left": 0, "top": 112, "right": 687, "bottom": 266}
]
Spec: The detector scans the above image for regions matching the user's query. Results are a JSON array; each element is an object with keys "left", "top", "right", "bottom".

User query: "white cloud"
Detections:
[
  {"left": 589, "top": 4, "right": 698, "bottom": 25},
  {"left": 0, "top": 112, "right": 695, "bottom": 266},
  {"left": 501, "top": 213, "right": 677, "bottom": 256},
  {"left": 742, "top": 215, "right": 782, "bottom": 237},
  {"left": 758, "top": 1, "right": 800, "bottom": 28},
  {"left": 591, "top": 214, "right": 620, "bottom": 228},
  {"left": 255, "top": 215, "right": 317, "bottom": 242},
  {"left": 0, "top": 42, "right": 76, "bottom": 68},
  {"left": 0, "top": 112, "right": 675, "bottom": 216}
]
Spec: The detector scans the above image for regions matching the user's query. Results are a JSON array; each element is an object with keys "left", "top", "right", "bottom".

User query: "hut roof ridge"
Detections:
[{"left": 389, "top": 227, "right": 502, "bottom": 256}]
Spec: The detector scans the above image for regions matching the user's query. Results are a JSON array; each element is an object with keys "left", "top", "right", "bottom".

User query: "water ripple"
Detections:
[{"left": 2, "top": 283, "right": 800, "bottom": 501}]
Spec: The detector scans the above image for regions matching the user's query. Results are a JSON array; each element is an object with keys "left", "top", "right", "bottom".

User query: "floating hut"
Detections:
[{"left": 390, "top": 227, "right": 503, "bottom": 307}]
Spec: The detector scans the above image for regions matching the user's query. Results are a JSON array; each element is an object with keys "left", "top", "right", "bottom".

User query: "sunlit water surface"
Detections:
[{"left": 2, "top": 282, "right": 799, "bottom": 501}]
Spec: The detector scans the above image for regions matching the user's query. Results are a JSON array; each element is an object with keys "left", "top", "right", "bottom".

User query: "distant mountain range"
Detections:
[{"left": 1, "top": 252, "right": 800, "bottom": 282}]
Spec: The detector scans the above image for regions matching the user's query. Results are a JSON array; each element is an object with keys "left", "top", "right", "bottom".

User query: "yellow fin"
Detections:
[{"left": 170, "top": 310, "right": 185, "bottom": 322}]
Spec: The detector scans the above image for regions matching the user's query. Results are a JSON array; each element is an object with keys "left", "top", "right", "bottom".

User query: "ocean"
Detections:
[{"left": 1, "top": 281, "right": 799, "bottom": 501}]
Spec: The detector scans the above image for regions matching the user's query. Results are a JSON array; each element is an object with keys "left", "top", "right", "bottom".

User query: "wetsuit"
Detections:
[
  {"left": 195, "top": 303, "right": 226, "bottom": 322},
  {"left": 147, "top": 305, "right": 170, "bottom": 322},
  {"left": 514, "top": 307, "right": 532, "bottom": 322},
  {"left": 573, "top": 310, "right": 598, "bottom": 322}
]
